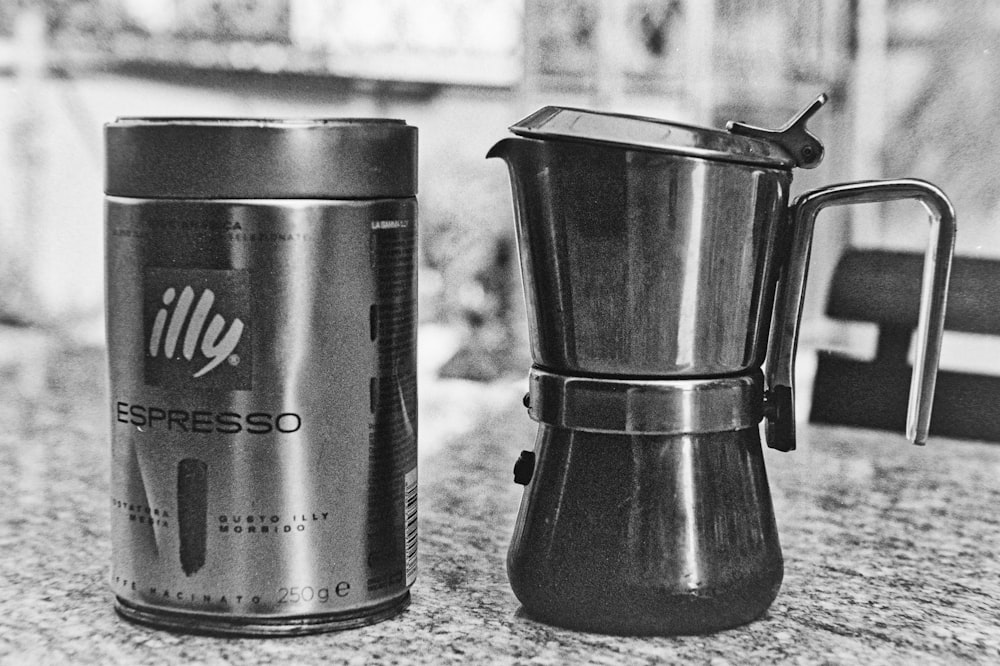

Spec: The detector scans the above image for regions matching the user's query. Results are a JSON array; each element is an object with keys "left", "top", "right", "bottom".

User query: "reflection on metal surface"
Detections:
[
  {"left": 106, "top": 198, "right": 417, "bottom": 635},
  {"left": 105, "top": 115, "right": 419, "bottom": 635},
  {"left": 488, "top": 135, "right": 790, "bottom": 377},
  {"left": 508, "top": 424, "right": 782, "bottom": 636}
]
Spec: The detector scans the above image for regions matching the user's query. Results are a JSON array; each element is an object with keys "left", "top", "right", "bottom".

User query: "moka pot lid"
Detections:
[{"left": 508, "top": 94, "right": 829, "bottom": 170}]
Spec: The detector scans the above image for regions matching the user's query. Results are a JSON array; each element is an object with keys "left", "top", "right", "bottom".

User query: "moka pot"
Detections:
[{"left": 488, "top": 95, "right": 955, "bottom": 635}]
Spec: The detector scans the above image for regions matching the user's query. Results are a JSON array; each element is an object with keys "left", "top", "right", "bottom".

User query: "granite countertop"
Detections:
[{"left": 1, "top": 330, "right": 999, "bottom": 664}]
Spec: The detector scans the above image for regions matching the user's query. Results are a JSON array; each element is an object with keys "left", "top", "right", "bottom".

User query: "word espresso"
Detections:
[{"left": 115, "top": 402, "right": 302, "bottom": 435}]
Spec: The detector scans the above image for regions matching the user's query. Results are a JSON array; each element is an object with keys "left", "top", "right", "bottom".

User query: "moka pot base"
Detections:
[{"left": 508, "top": 368, "right": 782, "bottom": 636}]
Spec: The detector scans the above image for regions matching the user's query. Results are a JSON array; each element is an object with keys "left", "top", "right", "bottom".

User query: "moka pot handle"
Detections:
[{"left": 764, "top": 179, "right": 956, "bottom": 452}]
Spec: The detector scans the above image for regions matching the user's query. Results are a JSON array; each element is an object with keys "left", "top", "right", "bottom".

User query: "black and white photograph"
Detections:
[{"left": 0, "top": 1, "right": 997, "bottom": 663}]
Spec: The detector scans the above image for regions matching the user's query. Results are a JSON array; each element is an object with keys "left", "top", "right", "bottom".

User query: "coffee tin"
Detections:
[{"left": 104, "top": 118, "right": 418, "bottom": 636}]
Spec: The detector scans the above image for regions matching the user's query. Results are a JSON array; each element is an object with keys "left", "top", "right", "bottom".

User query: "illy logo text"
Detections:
[
  {"left": 149, "top": 286, "right": 245, "bottom": 378},
  {"left": 143, "top": 267, "right": 252, "bottom": 389}
]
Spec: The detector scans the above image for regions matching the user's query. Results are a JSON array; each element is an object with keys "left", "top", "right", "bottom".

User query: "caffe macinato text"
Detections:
[{"left": 115, "top": 401, "right": 302, "bottom": 435}]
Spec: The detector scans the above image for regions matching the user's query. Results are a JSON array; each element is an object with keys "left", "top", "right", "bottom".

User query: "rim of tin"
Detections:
[
  {"left": 105, "top": 117, "right": 418, "bottom": 199},
  {"left": 110, "top": 117, "right": 409, "bottom": 127},
  {"left": 115, "top": 592, "right": 411, "bottom": 637}
]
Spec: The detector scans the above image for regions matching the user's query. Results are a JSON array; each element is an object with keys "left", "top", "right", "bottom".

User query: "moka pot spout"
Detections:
[{"left": 485, "top": 137, "right": 514, "bottom": 161}]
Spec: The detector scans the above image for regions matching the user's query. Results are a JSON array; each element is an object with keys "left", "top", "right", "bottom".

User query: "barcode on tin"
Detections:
[{"left": 404, "top": 468, "right": 418, "bottom": 586}]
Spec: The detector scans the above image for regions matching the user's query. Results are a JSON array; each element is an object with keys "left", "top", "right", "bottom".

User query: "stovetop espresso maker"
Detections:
[{"left": 488, "top": 95, "right": 956, "bottom": 635}]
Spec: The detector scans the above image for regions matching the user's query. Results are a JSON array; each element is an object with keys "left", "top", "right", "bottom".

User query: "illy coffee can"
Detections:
[{"left": 104, "top": 119, "right": 418, "bottom": 636}]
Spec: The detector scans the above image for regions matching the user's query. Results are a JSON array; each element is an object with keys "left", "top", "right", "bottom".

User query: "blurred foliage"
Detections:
[
  {"left": 0, "top": 0, "right": 291, "bottom": 42},
  {"left": 173, "top": 0, "right": 290, "bottom": 42},
  {"left": 883, "top": 1, "right": 1000, "bottom": 224},
  {"left": 0, "top": 0, "right": 137, "bottom": 39},
  {"left": 419, "top": 148, "right": 528, "bottom": 379},
  {"left": 419, "top": 149, "right": 514, "bottom": 320}
]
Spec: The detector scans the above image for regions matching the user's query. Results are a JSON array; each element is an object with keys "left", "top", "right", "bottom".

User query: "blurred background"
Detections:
[{"left": 1, "top": 0, "right": 998, "bottom": 411}]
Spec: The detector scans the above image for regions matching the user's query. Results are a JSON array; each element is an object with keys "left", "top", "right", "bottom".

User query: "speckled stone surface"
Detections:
[{"left": 1, "top": 334, "right": 999, "bottom": 664}]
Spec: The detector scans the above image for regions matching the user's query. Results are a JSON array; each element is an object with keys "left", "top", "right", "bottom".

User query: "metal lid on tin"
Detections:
[
  {"left": 105, "top": 118, "right": 417, "bottom": 199},
  {"left": 508, "top": 94, "right": 828, "bottom": 170}
]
